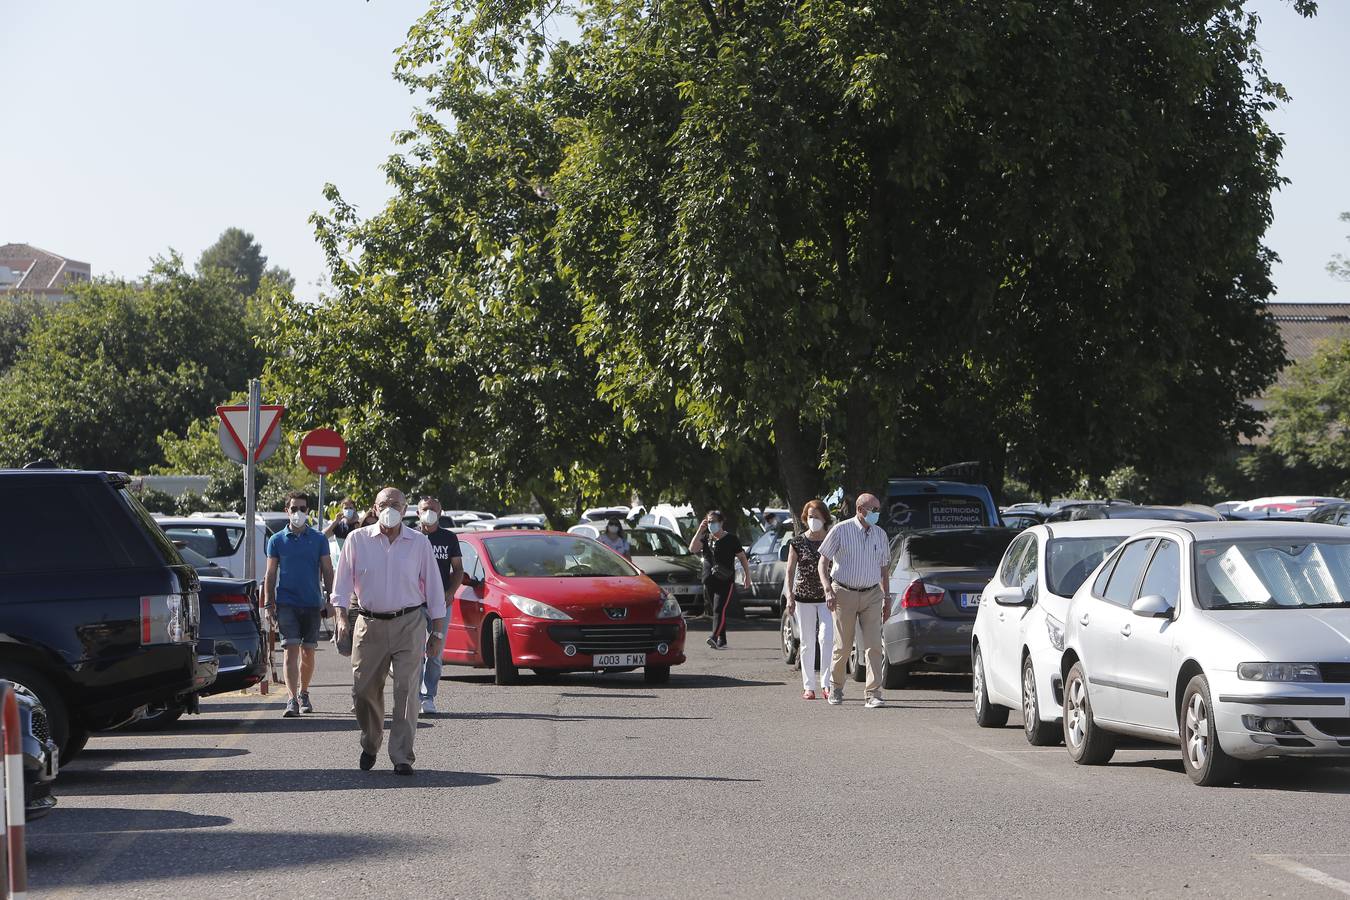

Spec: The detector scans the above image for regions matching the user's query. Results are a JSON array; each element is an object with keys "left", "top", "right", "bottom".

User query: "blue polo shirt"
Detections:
[{"left": 267, "top": 526, "right": 330, "bottom": 608}]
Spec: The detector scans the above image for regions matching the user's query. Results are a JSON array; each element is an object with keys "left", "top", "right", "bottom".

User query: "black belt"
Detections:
[
  {"left": 833, "top": 581, "right": 879, "bottom": 593},
  {"left": 356, "top": 604, "right": 423, "bottom": 620}
]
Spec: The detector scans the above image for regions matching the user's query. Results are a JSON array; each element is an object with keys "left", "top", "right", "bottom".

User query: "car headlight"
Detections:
[
  {"left": 657, "top": 590, "right": 682, "bottom": 619},
  {"left": 1044, "top": 615, "right": 1065, "bottom": 652},
  {"left": 505, "top": 594, "right": 573, "bottom": 621},
  {"left": 1236, "top": 662, "right": 1321, "bottom": 682}
]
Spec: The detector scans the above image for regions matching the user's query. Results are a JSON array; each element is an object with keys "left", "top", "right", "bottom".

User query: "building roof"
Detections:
[
  {"left": 1268, "top": 302, "right": 1350, "bottom": 379},
  {"left": 0, "top": 243, "right": 90, "bottom": 293}
]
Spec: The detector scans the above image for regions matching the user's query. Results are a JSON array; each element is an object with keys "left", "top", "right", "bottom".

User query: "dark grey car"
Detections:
[{"left": 871, "top": 527, "right": 1016, "bottom": 688}]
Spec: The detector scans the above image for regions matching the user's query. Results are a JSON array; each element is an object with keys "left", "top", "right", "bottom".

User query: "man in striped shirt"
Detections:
[{"left": 817, "top": 492, "right": 890, "bottom": 708}]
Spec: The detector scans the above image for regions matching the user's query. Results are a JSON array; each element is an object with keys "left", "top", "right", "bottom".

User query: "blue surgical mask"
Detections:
[
  {"left": 864, "top": 510, "right": 880, "bottom": 526},
  {"left": 709, "top": 522, "right": 723, "bottom": 536}
]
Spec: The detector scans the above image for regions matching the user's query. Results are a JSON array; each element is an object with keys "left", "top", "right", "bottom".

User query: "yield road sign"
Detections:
[
  {"left": 218, "top": 404, "right": 285, "bottom": 463},
  {"left": 299, "top": 428, "right": 348, "bottom": 475},
  {"left": 217, "top": 418, "right": 281, "bottom": 465}
]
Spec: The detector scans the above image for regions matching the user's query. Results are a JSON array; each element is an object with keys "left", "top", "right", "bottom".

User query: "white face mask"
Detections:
[
  {"left": 342, "top": 507, "right": 356, "bottom": 520},
  {"left": 709, "top": 521, "right": 723, "bottom": 536},
  {"left": 420, "top": 508, "right": 439, "bottom": 527},
  {"left": 808, "top": 517, "right": 824, "bottom": 532},
  {"left": 378, "top": 506, "right": 403, "bottom": 529},
  {"left": 289, "top": 510, "right": 308, "bottom": 529},
  {"left": 607, "top": 525, "right": 619, "bottom": 535}
]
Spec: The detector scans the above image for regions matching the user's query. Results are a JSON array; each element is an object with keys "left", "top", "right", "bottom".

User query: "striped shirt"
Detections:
[{"left": 818, "top": 518, "right": 890, "bottom": 589}]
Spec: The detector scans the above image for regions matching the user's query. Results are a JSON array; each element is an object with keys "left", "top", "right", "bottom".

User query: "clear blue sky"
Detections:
[{"left": 1, "top": 1, "right": 1346, "bottom": 301}]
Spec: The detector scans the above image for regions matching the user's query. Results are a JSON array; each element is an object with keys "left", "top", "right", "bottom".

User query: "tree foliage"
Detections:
[
  {"left": 197, "top": 227, "right": 292, "bottom": 296},
  {"left": 273, "top": 0, "right": 1309, "bottom": 517},
  {"left": 1330, "top": 212, "right": 1350, "bottom": 283},
  {"left": 0, "top": 257, "right": 263, "bottom": 472},
  {"left": 0, "top": 295, "right": 47, "bottom": 374}
]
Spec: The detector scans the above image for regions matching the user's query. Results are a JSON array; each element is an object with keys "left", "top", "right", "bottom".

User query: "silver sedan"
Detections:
[{"left": 1060, "top": 521, "right": 1350, "bottom": 785}]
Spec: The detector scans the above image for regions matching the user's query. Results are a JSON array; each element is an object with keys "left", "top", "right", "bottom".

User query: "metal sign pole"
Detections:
[
  {"left": 317, "top": 472, "right": 327, "bottom": 535},
  {"left": 244, "top": 378, "right": 260, "bottom": 582}
]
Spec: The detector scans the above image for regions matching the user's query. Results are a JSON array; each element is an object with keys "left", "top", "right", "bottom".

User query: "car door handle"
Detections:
[
  {"left": 1079, "top": 614, "right": 1090, "bottom": 626},
  {"left": 1119, "top": 623, "right": 1132, "bottom": 637}
]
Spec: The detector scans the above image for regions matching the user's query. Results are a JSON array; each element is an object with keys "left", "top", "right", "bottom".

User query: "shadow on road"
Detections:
[
  {"left": 132, "top": 716, "right": 431, "bottom": 736},
  {"left": 53, "top": 766, "right": 499, "bottom": 796},
  {"left": 483, "top": 771, "right": 760, "bottom": 783},
  {"left": 30, "top": 807, "right": 231, "bottom": 835},
  {"left": 26, "top": 830, "right": 432, "bottom": 889},
  {"left": 71, "top": 747, "right": 250, "bottom": 768},
  {"left": 451, "top": 710, "right": 708, "bottom": 722}
]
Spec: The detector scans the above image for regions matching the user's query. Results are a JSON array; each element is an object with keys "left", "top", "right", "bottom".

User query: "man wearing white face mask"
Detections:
[
  {"left": 415, "top": 496, "right": 462, "bottom": 716},
  {"left": 262, "top": 491, "right": 335, "bottom": 717},
  {"left": 331, "top": 487, "right": 445, "bottom": 775},
  {"left": 818, "top": 492, "right": 891, "bottom": 708}
]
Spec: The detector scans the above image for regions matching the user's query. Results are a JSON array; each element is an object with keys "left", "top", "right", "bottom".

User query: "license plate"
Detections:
[
  {"left": 960, "top": 593, "right": 981, "bottom": 609},
  {"left": 594, "top": 652, "right": 646, "bottom": 667}
]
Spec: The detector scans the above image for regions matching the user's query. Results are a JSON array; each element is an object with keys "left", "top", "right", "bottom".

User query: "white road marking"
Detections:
[
  {"left": 1256, "top": 855, "right": 1350, "bottom": 895},
  {"left": 927, "top": 725, "right": 1062, "bottom": 778}
]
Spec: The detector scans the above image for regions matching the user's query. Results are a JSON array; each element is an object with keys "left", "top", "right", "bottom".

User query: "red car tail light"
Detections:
[
  {"left": 900, "top": 580, "right": 944, "bottom": 609},
  {"left": 210, "top": 593, "right": 254, "bottom": 623}
]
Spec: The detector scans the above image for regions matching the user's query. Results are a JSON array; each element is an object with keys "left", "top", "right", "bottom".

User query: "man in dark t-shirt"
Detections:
[{"left": 417, "top": 496, "right": 463, "bottom": 715}]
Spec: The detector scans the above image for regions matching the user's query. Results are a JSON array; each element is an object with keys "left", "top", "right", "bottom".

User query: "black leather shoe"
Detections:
[
  {"left": 359, "top": 752, "right": 376, "bottom": 771},
  {"left": 393, "top": 763, "right": 414, "bottom": 776}
]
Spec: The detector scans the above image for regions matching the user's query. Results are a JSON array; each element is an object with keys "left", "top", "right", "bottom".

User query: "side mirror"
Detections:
[
  {"left": 993, "top": 587, "right": 1029, "bottom": 607},
  {"left": 1132, "top": 594, "right": 1174, "bottom": 619}
]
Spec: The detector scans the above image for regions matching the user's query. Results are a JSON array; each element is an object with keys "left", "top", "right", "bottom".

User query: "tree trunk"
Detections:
[
  {"left": 773, "top": 406, "right": 820, "bottom": 530},
  {"left": 530, "top": 486, "right": 564, "bottom": 532},
  {"left": 843, "top": 379, "right": 879, "bottom": 501}
]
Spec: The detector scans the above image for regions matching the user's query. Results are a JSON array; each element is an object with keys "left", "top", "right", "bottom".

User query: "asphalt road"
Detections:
[{"left": 26, "top": 615, "right": 1350, "bottom": 899}]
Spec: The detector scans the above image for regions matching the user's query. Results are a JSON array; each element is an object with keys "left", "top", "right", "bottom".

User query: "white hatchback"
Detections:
[
  {"left": 972, "top": 520, "right": 1160, "bottom": 744},
  {"left": 1061, "top": 521, "right": 1350, "bottom": 785}
]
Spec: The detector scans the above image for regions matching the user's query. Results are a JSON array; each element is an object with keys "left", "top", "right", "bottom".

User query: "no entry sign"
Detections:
[{"left": 299, "top": 428, "right": 348, "bottom": 475}]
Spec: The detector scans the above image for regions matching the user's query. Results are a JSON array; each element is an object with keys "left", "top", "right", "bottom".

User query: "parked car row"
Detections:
[
  {"left": 0, "top": 467, "right": 267, "bottom": 820},
  {"left": 972, "top": 519, "right": 1350, "bottom": 786}
]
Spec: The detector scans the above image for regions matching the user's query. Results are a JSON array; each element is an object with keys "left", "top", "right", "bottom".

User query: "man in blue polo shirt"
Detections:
[{"left": 262, "top": 491, "right": 335, "bottom": 717}]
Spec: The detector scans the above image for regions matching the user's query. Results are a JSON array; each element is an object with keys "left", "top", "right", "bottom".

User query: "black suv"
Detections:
[{"left": 0, "top": 469, "right": 210, "bottom": 762}]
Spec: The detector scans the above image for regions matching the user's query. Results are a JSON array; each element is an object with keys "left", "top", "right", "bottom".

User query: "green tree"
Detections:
[
  {"left": 1330, "top": 212, "right": 1350, "bottom": 282},
  {"left": 198, "top": 227, "right": 291, "bottom": 297},
  {"left": 1266, "top": 337, "right": 1350, "bottom": 485},
  {"left": 0, "top": 295, "right": 46, "bottom": 373},
  {"left": 0, "top": 257, "right": 262, "bottom": 472}
]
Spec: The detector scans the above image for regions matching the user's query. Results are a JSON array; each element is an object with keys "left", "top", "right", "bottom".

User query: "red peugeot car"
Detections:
[{"left": 442, "top": 531, "right": 688, "bottom": 684}]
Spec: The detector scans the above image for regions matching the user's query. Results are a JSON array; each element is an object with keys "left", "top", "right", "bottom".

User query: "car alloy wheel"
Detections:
[
  {"left": 781, "top": 610, "right": 799, "bottom": 667},
  {"left": 972, "top": 646, "right": 1009, "bottom": 727},
  {"left": 1021, "top": 656, "right": 1059, "bottom": 746},
  {"left": 1184, "top": 691, "right": 1209, "bottom": 772},
  {"left": 1062, "top": 662, "right": 1115, "bottom": 765}
]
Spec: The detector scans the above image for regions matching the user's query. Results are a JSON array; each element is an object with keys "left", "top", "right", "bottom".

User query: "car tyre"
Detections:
[
  {"left": 1063, "top": 661, "right": 1115, "bottom": 765},
  {"left": 882, "top": 655, "right": 910, "bottom": 689},
  {"left": 492, "top": 619, "right": 519, "bottom": 686},
  {"left": 643, "top": 665, "right": 671, "bottom": 684},
  {"left": 1181, "top": 674, "right": 1241, "bottom": 787},
  {"left": 0, "top": 662, "right": 74, "bottom": 762},
  {"left": 63, "top": 724, "right": 89, "bottom": 765},
  {"left": 850, "top": 640, "right": 867, "bottom": 683},
  {"left": 1021, "top": 655, "right": 1059, "bottom": 746},
  {"left": 972, "top": 645, "right": 1009, "bottom": 727},
  {"left": 781, "top": 608, "right": 799, "bottom": 667}
]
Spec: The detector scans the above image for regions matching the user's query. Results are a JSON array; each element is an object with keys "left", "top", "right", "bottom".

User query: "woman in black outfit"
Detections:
[{"left": 688, "top": 509, "right": 752, "bottom": 649}]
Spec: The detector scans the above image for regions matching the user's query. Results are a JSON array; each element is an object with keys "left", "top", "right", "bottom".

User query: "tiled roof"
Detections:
[
  {"left": 1267, "top": 302, "right": 1350, "bottom": 389},
  {"left": 0, "top": 243, "right": 89, "bottom": 292}
]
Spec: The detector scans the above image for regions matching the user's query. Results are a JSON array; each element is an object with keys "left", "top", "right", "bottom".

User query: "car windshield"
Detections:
[
  {"left": 485, "top": 535, "right": 639, "bottom": 577},
  {"left": 1046, "top": 536, "right": 1129, "bottom": 597},
  {"left": 905, "top": 531, "right": 1011, "bottom": 568},
  {"left": 1195, "top": 539, "right": 1350, "bottom": 609},
  {"left": 629, "top": 529, "right": 689, "bottom": 557}
]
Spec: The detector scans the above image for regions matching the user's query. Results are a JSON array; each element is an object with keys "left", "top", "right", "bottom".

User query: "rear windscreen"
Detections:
[
  {"left": 886, "top": 494, "right": 991, "bottom": 530},
  {"left": 906, "top": 532, "right": 1012, "bottom": 568},
  {"left": 0, "top": 478, "right": 180, "bottom": 573},
  {"left": 1046, "top": 536, "right": 1128, "bottom": 597}
]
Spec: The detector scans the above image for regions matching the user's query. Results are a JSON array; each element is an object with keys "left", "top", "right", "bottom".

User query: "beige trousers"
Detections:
[
  {"left": 351, "top": 609, "right": 427, "bottom": 765},
  {"left": 829, "top": 583, "right": 885, "bottom": 698}
]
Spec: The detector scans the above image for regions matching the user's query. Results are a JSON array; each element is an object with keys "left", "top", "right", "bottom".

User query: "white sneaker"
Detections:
[
  {"left": 420, "top": 699, "right": 436, "bottom": 717},
  {"left": 864, "top": 695, "right": 885, "bottom": 709}
]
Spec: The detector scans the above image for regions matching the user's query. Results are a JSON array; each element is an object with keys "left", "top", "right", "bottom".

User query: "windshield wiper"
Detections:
[
  {"left": 1212, "top": 602, "right": 1275, "bottom": 609},
  {"left": 1297, "top": 602, "right": 1350, "bottom": 609}
]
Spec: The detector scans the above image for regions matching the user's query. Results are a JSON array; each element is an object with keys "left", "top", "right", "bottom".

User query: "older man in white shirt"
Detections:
[
  {"left": 818, "top": 492, "right": 891, "bottom": 709},
  {"left": 332, "top": 487, "right": 446, "bottom": 775}
]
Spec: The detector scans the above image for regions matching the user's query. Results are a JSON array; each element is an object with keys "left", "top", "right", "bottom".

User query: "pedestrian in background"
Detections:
[
  {"left": 261, "top": 491, "right": 334, "bottom": 717},
  {"left": 416, "top": 496, "right": 462, "bottom": 716},
  {"left": 818, "top": 492, "right": 890, "bottom": 708},
  {"left": 689, "top": 510, "right": 751, "bottom": 650},
  {"left": 785, "top": 499, "right": 833, "bottom": 700},
  {"left": 324, "top": 497, "right": 361, "bottom": 544},
  {"left": 597, "top": 516, "right": 632, "bottom": 561},
  {"left": 331, "top": 487, "right": 445, "bottom": 775}
]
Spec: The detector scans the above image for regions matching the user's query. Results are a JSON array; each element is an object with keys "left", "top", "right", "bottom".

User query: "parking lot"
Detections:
[{"left": 20, "top": 614, "right": 1350, "bottom": 898}]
